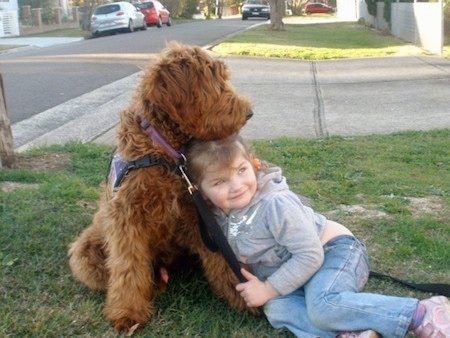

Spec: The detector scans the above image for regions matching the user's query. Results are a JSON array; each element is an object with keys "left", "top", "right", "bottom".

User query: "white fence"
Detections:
[
  {"left": 0, "top": 10, "right": 20, "bottom": 37},
  {"left": 391, "top": 2, "right": 443, "bottom": 55},
  {"left": 337, "top": 0, "right": 443, "bottom": 55}
]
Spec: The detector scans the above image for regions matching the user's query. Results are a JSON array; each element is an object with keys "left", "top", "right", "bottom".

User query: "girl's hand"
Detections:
[{"left": 236, "top": 268, "right": 280, "bottom": 307}]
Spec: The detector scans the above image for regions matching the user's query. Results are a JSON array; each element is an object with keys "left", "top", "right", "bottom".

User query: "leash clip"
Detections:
[{"left": 179, "top": 154, "right": 196, "bottom": 195}]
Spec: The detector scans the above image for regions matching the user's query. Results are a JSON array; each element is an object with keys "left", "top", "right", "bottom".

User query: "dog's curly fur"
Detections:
[{"left": 68, "top": 41, "right": 257, "bottom": 332}]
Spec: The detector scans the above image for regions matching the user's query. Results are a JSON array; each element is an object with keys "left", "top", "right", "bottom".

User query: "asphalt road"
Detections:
[{"left": 0, "top": 18, "right": 258, "bottom": 124}]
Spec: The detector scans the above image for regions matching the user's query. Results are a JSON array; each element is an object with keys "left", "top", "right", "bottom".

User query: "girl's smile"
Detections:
[{"left": 199, "top": 154, "right": 257, "bottom": 214}]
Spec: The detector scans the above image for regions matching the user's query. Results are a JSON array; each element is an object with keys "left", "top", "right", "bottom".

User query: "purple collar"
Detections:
[{"left": 140, "top": 117, "right": 183, "bottom": 160}]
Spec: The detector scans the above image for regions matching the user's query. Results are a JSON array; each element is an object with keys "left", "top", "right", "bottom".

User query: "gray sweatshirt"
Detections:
[{"left": 213, "top": 166, "right": 326, "bottom": 296}]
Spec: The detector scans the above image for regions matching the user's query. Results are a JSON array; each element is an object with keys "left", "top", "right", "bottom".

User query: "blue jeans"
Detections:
[{"left": 263, "top": 235, "right": 418, "bottom": 338}]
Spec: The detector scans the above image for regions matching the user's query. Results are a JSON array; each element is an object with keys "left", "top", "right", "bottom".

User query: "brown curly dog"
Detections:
[{"left": 68, "top": 41, "right": 256, "bottom": 332}]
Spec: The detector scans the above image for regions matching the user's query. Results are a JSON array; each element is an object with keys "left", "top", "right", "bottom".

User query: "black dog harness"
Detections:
[
  {"left": 106, "top": 114, "right": 181, "bottom": 199},
  {"left": 105, "top": 151, "right": 175, "bottom": 200}
]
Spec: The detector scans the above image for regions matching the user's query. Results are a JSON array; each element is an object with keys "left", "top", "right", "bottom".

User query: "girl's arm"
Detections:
[{"left": 265, "top": 193, "right": 325, "bottom": 296}]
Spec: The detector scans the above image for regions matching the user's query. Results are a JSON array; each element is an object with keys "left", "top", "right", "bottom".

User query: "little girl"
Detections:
[{"left": 185, "top": 134, "right": 450, "bottom": 338}]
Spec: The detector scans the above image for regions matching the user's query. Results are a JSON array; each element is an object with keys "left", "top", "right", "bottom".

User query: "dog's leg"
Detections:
[
  {"left": 68, "top": 209, "right": 109, "bottom": 291},
  {"left": 197, "top": 246, "right": 260, "bottom": 316},
  {"left": 102, "top": 215, "right": 156, "bottom": 332},
  {"left": 176, "top": 207, "right": 260, "bottom": 316}
]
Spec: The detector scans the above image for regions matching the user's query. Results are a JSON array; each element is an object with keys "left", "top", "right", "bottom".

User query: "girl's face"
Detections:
[{"left": 199, "top": 153, "right": 257, "bottom": 214}]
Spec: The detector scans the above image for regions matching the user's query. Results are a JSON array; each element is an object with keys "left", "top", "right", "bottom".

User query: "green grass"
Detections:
[
  {"left": 212, "top": 22, "right": 430, "bottom": 59},
  {"left": 1, "top": 18, "right": 449, "bottom": 58},
  {"left": 22, "top": 27, "right": 91, "bottom": 38},
  {"left": 1, "top": 130, "right": 449, "bottom": 336},
  {"left": 251, "top": 131, "right": 450, "bottom": 282}
]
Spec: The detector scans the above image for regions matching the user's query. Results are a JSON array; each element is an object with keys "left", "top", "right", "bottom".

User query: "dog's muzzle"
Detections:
[{"left": 246, "top": 109, "right": 254, "bottom": 120}]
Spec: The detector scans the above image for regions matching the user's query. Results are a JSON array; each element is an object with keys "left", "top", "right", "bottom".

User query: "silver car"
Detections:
[{"left": 90, "top": 2, "right": 147, "bottom": 37}]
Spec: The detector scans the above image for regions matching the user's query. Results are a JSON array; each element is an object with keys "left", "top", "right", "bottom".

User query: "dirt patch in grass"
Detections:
[
  {"left": 1, "top": 153, "right": 70, "bottom": 192},
  {"left": 1, "top": 181, "right": 40, "bottom": 192},
  {"left": 407, "top": 196, "right": 444, "bottom": 218},
  {"left": 326, "top": 204, "right": 389, "bottom": 220},
  {"left": 13, "top": 153, "right": 70, "bottom": 171},
  {"left": 326, "top": 196, "right": 446, "bottom": 221}
]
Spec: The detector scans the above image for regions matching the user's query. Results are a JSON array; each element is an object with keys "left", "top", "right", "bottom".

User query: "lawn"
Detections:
[
  {"left": 215, "top": 16, "right": 449, "bottom": 58},
  {"left": 1, "top": 130, "right": 449, "bottom": 336},
  {"left": 212, "top": 21, "right": 428, "bottom": 59},
  {"left": 1, "top": 18, "right": 449, "bottom": 58}
]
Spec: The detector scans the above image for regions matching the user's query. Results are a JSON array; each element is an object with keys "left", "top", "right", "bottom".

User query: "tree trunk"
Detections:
[
  {"left": 0, "top": 70, "right": 15, "bottom": 168},
  {"left": 269, "top": 0, "right": 285, "bottom": 31}
]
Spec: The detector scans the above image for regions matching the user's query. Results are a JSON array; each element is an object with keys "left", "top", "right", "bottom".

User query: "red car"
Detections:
[
  {"left": 304, "top": 3, "right": 335, "bottom": 15},
  {"left": 136, "top": 0, "right": 171, "bottom": 27}
]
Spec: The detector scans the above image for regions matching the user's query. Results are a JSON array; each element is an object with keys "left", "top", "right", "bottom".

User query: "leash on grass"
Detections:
[{"left": 369, "top": 271, "right": 450, "bottom": 297}]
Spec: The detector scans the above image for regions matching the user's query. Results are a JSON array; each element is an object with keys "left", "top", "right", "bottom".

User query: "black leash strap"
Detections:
[
  {"left": 191, "top": 190, "right": 247, "bottom": 283},
  {"left": 195, "top": 206, "right": 220, "bottom": 253},
  {"left": 178, "top": 162, "right": 246, "bottom": 283},
  {"left": 369, "top": 271, "right": 450, "bottom": 297}
]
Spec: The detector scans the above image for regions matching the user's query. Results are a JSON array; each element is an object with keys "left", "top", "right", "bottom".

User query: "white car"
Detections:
[{"left": 90, "top": 2, "right": 147, "bottom": 37}]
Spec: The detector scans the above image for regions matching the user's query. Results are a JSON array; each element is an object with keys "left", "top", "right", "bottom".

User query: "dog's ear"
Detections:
[{"left": 205, "top": 58, "right": 231, "bottom": 91}]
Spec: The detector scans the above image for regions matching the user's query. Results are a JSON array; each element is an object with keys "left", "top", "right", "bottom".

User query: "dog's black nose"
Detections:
[{"left": 246, "top": 109, "right": 254, "bottom": 120}]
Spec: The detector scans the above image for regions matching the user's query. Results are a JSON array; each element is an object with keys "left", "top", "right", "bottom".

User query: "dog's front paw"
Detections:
[
  {"left": 111, "top": 317, "right": 141, "bottom": 334},
  {"left": 104, "top": 304, "right": 153, "bottom": 333}
]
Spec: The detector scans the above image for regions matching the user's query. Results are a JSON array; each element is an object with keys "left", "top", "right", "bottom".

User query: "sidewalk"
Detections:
[
  {"left": 11, "top": 54, "right": 450, "bottom": 152},
  {"left": 7, "top": 20, "right": 450, "bottom": 152},
  {"left": 0, "top": 37, "right": 84, "bottom": 49}
]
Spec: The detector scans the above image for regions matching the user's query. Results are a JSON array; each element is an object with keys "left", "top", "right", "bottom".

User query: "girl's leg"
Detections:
[
  {"left": 305, "top": 235, "right": 417, "bottom": 338},
  {"left": 264, "top": 288, "right": 336, "bottom": 338}
]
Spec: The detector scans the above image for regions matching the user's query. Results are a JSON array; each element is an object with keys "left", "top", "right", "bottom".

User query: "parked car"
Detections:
[
  {"left": 303, "top": 3, "right": 335, "bottom": 15},
  {"left": 136, "top": 1, "right": 171, "bottom": 28},
  {"left": 90, "top": 2, "right": 147, "bottom": 37},
  {"left": 241, "top": 0, "right": 270, "bottom": 20}
]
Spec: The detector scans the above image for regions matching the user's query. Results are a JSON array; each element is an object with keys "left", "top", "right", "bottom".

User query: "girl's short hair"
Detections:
[{"left": 185, "top": 134, "right": 252, "bottom": 184}]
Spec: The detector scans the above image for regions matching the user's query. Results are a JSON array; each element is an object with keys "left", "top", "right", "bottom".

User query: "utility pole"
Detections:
[{"left": 0, "top": 70, "right": 15, "bottom": 168}]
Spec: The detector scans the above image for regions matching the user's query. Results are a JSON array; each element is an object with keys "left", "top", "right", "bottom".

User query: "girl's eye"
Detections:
[
  {"left": 238, "top": 166, "right": 247, "bottom": 174},
  {"left": 213, "top": 180, "right": 224, "bottom": 186}
]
